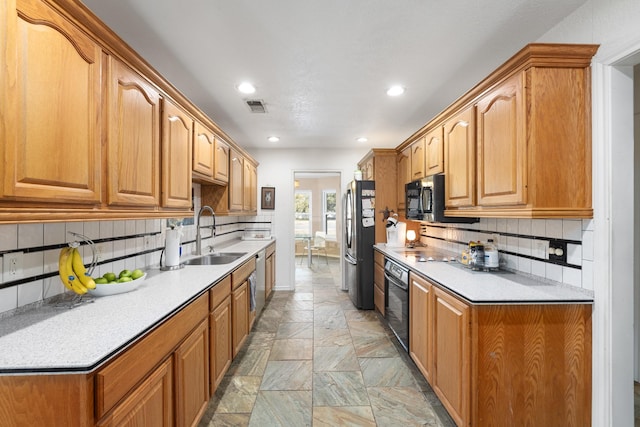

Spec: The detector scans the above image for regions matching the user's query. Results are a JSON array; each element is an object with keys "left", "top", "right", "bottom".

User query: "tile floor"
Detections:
[{"left": 198, "top": 257, "right": 456, "bottom": 427}]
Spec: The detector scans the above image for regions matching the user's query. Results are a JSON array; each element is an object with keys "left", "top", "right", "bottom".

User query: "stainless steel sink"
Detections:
[{"left": 183, "top": 252, "right": 247, "bottom": 265}]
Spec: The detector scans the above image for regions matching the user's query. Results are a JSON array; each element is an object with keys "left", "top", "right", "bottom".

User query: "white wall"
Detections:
[
  {"left": 539, "top": 2, "right": 640, "bottom": 425},
  {"left": 249, "top": 147, "right": 368, "bottom": 291}
]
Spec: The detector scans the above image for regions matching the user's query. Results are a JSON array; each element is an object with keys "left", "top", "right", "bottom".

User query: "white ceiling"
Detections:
[{"left": 80, "top": 0, "right": 587, "bottom": 150}]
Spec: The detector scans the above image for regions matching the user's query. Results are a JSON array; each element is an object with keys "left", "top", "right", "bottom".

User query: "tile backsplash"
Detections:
[
  {"left": 0, "top": 214, "right": 274, "bottom": 315},
  {"left": 419, "top": 218, "right": 593, "bottom": 292}
]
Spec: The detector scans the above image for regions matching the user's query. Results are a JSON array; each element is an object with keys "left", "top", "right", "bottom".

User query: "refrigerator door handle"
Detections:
[{"left": 344, "top": 253, "right": 357, "bottom": 265}]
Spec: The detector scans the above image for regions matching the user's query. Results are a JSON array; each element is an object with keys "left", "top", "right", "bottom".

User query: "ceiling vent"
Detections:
[{"left": 246, "top": 99, "right": 267, "bottom": 113}]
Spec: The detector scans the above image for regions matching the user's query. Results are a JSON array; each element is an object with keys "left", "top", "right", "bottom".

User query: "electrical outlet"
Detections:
[
  {"left": 548, "top": 239, "right": 567, "bottom": 263},
  {"left": 3, "top": 251, "right": 24, "bottom": 281}
]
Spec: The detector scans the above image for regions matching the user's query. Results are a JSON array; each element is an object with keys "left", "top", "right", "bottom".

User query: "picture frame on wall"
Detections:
[{"left": 261, "top": 187, "right": 275, "bottom": 210}]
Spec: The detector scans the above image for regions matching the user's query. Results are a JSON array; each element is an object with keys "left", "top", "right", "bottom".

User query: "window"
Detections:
[
  {"left": 323, "top": 189, "right": 337, "bottom": 238},
  {"left": 295, "top": 190, "right": 312, "bottom": 236}
]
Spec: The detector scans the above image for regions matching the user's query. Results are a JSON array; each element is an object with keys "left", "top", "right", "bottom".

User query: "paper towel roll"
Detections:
[{"left": 165, "top": 229, "right": 181, "bottom": 267}]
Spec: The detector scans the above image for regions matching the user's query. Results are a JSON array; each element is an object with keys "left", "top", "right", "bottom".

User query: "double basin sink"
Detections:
[{"left": 183, "top": 252, "right": 247, "bottom": 265}]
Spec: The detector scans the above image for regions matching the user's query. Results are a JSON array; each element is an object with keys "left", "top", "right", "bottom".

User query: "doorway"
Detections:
[{"left": 293, "top": 172, "right": 342, "bottom": 286}]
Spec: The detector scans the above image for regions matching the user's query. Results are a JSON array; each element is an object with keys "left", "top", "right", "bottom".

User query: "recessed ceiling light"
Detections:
[
  {"left": 356, "top": 137, "right": 368, "bottom": 143},
  {"left": 237, "top": 82, "right": 256, "bottom": 94},
  {"left": 386, "top": 85, "right": 405, "bottom": 96},
  {"left": 267, "top": 136, "right": 280, "bottom": 142}
]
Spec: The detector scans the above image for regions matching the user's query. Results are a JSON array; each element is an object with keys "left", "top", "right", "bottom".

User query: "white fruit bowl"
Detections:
[{"left": 88, "top": 273, "right": 147, "bottom": 297}]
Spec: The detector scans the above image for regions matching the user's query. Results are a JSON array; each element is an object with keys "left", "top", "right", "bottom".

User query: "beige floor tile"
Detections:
[
  {"left": 367, "top": 386, "right": 439, "bottom": 426},
  {"left": 313, "top": 345, "right": 359, "bottom": 371},
  {"left": 359, "top": 357, "right": 417, "bottom": 387},
  {"left": 215, "top": 376, "right": 261, "bottom": 413},
  {"left": 260, "top": 360, "right": 312, "bottom": 390},
  {"left": 248, "top": 391, "right": 312, "bottom": 427},
  {"left": 275, "top": 321, "right": 313, "bottom": 339},
  {"left": 280, "top": 309, "right": 314, "bottom": 322},
  {"left": 227, "top": 348, "right": 270, "bottom": 377},
  {"left": 270, "top": 338, "right": 313, "bottom": 360},
  {"left": 206, "top": 413, "right": 250, "bottom": 427},
  {"left": 313, "top": 371, "right": 370, "bottom": 407},
  {"left": 312, "top": 406, "right": 376, "bottom": 427},
  {"left": 313, "top": 327, "right": 352, "bottom": 347}
]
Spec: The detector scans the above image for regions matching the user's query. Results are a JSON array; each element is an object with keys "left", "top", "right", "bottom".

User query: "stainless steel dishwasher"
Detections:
[{"left": 255, "top": 249, "right": 266, "bottom": 314}]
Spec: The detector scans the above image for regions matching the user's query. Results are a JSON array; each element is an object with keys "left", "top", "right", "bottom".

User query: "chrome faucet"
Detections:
[{"left": 196, "top": 205, "right": 216, "bottom": 255}]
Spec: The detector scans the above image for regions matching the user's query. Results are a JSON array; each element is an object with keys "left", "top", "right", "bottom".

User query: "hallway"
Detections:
[{"left": 198, "top": 259, "right": 455, "bottom": 426}]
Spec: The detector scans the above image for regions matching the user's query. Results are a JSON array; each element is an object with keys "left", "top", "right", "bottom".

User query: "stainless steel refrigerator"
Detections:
[{"left": 343, "top": 180, "right": 375, "bottom": 309}]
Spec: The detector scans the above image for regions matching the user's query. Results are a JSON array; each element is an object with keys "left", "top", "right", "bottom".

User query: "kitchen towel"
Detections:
[{"left": 248, "top": 272, "right": 256, "bottom": 311}]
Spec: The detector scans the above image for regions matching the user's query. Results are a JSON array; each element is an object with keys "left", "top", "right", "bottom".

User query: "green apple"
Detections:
[
  {"left": 94, "top": 277, "right": 108, "bottom": 285},
  {"left": 119, "top": 269, "right": 132, "bottom": 279},
  {"left": 131, "top": 269, "right": 145, "bottom": 280},
  {"left": 103, "top": 272, "right": 117, "bottom": 282},
  {"left": 118, "top": 276, "right": 133, "bottom": 283}
]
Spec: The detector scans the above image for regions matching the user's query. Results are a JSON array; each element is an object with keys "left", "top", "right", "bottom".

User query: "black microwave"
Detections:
[{"left": 405, "top": 174, "right": 478, "bottom": 223}]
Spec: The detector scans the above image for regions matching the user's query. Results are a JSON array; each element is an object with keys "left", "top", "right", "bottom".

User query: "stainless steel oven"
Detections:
[{"left": 384, "top": 258, "right": 409, "bottom": 351}]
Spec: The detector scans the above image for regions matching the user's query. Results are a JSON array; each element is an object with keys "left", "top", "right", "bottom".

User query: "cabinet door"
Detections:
[
  {"left": 2, "top": 0, "right": 102, "bottom": 203},
  {"left": 410, "top": 138, "right": 426, "bottom": 180},
  {"left": 161, "top": 99, "right": 193, "bottom": 209},
  {"left": 409, "top": 273, "right": 432, "bottom": 383},
  {"left": 193, "top": 121, "right": 215, "bottom": 180},
  {"left": 476, "top": 73, "right": 526, "bottom": 206},
  {"left": 432, "top": 288, "right": 470, "bottom": 427},
  {"left": 363, "top": 157, "right": 374, "bottom": 180},
  {"left": 97, "top": 358, "right": 173, "bottom": 427},
  {"left": 210, "top": 296, "right": 232, "bottom": 394},
  {"left": 373, "top": 262, "right": 385, "bottom": 315},
  {"left": 444, "top": 107, "right": 476, "bottom": 208},
  {"left": 397, "top": 147, "right": 411, "bottom": 211},
  {"left": 265, "top": 254, "right": 274, "bottom": 299},
  {"left": 229, "top": 149, "right": 244, "bottom": 211},
  {"left": 232, "top": 281, "right": 249, "bottom": 356},
  {"left": 174, "top": 320, "right": 209, "bottom": 427},
  {"left": 214, "top": 138, "right": 230, "bottom": 183},
  {"left": 243, "top": 160, "right": 256, "bottom": 212},
  {"left": 107, "top": 58, "right": 160, "bottom": 207},
  {"left": 425, "top": 127, "right": 444, "bottom": 176}
]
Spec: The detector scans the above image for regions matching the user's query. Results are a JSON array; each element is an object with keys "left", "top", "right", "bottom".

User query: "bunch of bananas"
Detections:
[{"left": 58, "top": 247, "right": 96, "bottom": 295}]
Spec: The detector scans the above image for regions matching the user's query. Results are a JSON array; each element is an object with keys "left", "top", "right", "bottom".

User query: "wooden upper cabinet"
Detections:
[
  {"left": 243, "top": 160, "right": 256, "bottom": 212},
  {"left": 1, "top": 0, "right": 102, "bottom": 204},
  {"left": 444, "top": 107, "right": 476, "bottom": 208},
  {"left": 107, "top": 58, "right": 161, "bottom": 207},
  {"left": 410, "top": 137, "right": 426, "bottom": 180},
  {"left": 228, "top": 149, "right": 244, "bottom": 211},
  {"left": 161, "top": 99, "right": 193, "bottom": 209},
  {"left": 425, "top": 127, "right": 444, "bottom": 176},
  {"left": 214, "top": 138, "right": 230, "bottom": 184},
  {"left": 359, "top": 154, "right": 374, "bottom": 180},
  {"left": 397, "top": 146, "right": 411, "bottom": 211},
  {"left": 193, "top": 121, "right": 215, "bottom": 181},
  {"left": 476, "top": 73, "right": 526, "bottom": 207}
]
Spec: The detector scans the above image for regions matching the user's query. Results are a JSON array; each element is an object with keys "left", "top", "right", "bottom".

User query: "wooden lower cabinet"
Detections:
[
  {"left": 373, "top": 250, "right": 385, "bottom": 315},
  {"left": 432, "top": 287, "right": 470, "bottom": 427},
  {"left": 210, "top": 295, "right": 232, "bottom": 394},
  {"left": 408, "top": 274, "right": 592, "bottom": 427},
  {"left": 174, "top": 320, "right": 209, "bottom": 427},
  {"left": 97, "top": 358, "right": 173, "bottom": 427},
  {"left": 409, "top": 273, "right": 432, "bottom": 383},
  {"left": 232, "top": 281, "right": 249, "bottom": 357},
  {"left": 265, "top": 248, "right": 275, "bottom": 300}
]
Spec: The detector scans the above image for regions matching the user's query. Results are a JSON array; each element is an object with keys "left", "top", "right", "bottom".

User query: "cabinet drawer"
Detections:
[
  {"left": 374, "top": 283, "right": 385, "bottom": 316},
  {"left": 374, "top": 262, "right": 384, "bottom": 289},
  {"left": 232, "top": 258, "right": 256, "bottom": 289},
  {"left": 210, "top": 276, "right": 231, "bottom": 310},
  {"left": 374, "top": 250, "right": 385, "bottom": 266},
  {"left": 95, "top": 293, "right": 208, "bottom": 418}
]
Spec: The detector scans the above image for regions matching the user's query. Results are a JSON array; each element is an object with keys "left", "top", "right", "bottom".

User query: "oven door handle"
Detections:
[{"left": 384, "top": 272, "right": 408, "bottom": 291}]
